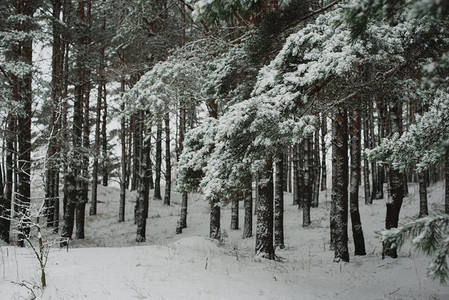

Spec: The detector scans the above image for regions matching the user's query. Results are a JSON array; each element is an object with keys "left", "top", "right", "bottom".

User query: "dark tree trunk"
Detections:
[
  {"left": 131, "top": 114, "right": 139, "bottom": 192},
  {"left": 349, "top": 107, "right": 366, "bottom": 256},
  {"left": 210, "top": 197, "right": 221, "bottom": 239},
  {"left": 180, "top": 193, "right": 188, "bottom": 228},
  {"left": 331, "top": 106, "right": 349, "bottom": 262},
  {"left": 243, "top": 184, "right": 253, "bottom": 238},
  {"left": 320, "top": 113, "right": 327, "bottom": 191},
  {"left": 90, "top": 77, "right": 102, "bottom": 215},
  {"left": 61, "top": 173, "right": 76, "bottom": 240},
  {"left": 136, "top": 111, "right": 149, "bottom": 242},
  {"left": 418, "top": 171, "right": 428, "bottom": 217},
  {"left": 445, "top": 162, "right": 449, "bottom": 214},
  {"left": 154, "top": 121, "right": 162, "bottom": 200},
  {"left": 14, "top": 0, "right": 34, "bottom": 246},
  {"left": 230, "top": 200, "right": 239, "bottom": 230},
  {"left": 46, "top": 0, "right": 63, "bottom": 229},
  {"left": 255, "top": 159, "right": 275, "bottom": 259},
  {"left": 274, "top": 153, "right": 285, "bottom": 249},
  {"left": 302, "top": 137, "right": 312, "bottom": 227},
  {"left": 1, "top": 115, "right": 15, "bottom": 243},
  {"left": 313, "top": 125, "right": 320, "bottom": 207},
  {"left": 119, "top": 72, "right": 126, "bottom": 222},
  {"left": 164, "top": 112, "right": 171, "bottom": 206},
  {"left": 293, "top": 144, "right": 300, "bottom": 205},
  {"left": 283, "top": 152, "right": 288, "bottom": 192},
  {"left": 383, "top": 98, "right": 405, "bottom": 259},
  {"left": 0, "top": 161, "right": 8, "bottom": 243},
  {"left": 101, "top": 83, "right": 108, "bottom": 186},
  {"left": 362, "top": 108, "right": 372, "bottom": 205}
]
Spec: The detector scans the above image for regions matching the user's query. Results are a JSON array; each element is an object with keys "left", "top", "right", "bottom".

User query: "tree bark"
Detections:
[
  {"left": 210, "top": 197, "right": 221, "bottom": 239},
  {"left": 154, "top": 120, "right": 162, "bottom": 200},
  {"left": 383, "top": 97, "right": 405, "bottom": 259},
  {"left": 313, "top": 124, "right": 320, "bottom": 207},
  {"left": 331, "top": 106, "right": 349, "bottom": 262},
  {"left": 243, "top": 184, "right": 253, "bottom": 238},
  {"left": 445, "top": 162, "right": 449, "bottom": 214},
  {"left": 230, "top": 200, "right": 239, "bottom": 230},
  {"left": 362, "top": 108, "right": 372, "bottom": 205},
  {"left": 349, "top": 107, "right": 366, "bottom": 256},
  {"left": 293, "top": 144, "right": 300, "bottom": 205},
  {"left": 302, "top": 137, "right": 312, "bottom": 227},
  {"left": 255, "top": 159, "right": 275, "bottom": 260},
  {"left": 320, "top": 113, "right": 327, "bottom": 191},
  {"left": 418, "top": 171, "right": 428, "bottom": 217},
  {"left": 274, "top": 153, "right": 285, "bottom": 249},
  {"left": 164, "top": 112, "right": 171, "bottom": 206},
  {"left": 119, "top": 70, "right": 126, "bottom": 223}
]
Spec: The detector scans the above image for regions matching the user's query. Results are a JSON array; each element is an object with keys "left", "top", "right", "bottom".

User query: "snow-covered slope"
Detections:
[{"left": 1, "top": 183, "right": 448, "bottom": 299}]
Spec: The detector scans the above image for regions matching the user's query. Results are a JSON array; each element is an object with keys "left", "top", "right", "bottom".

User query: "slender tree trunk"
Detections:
[
  {"left": 0, "top": 160, "right": 8, "bottom": 243},
  {"left": 164, "top": 112, "right": 171, "bottom": 206},
  {"left": 320, "top": 113, "right": 327, "bottom": 191},
  {"left": 383, "top": 97, "right": 405, "bottom": 259},
  {"left": 445, "top": 162, "right": 449, "bottom": 214},
  {"left": 119, "top": 71, "right": 126, "bottom": 222},
  {"left": 210, "top": 197, "right": 220, "bottom": 239},
  {"left": 418, "top": 171, "right": 428, "bottom": 217},
  {"left": 349, "top": 107, "right": 366, "bottom": 256},
  {"left": 302, "top": 137, "right": 312, "bottom": 227},
  {"left": 136, "top": 111, "right": 149, "bottom": 242},
  {"left": 179, "top": 97, "right": 188, "bottom": 228},
  {"left": 154, "top": 120, "right": 162, "bottom": 200},
  {"left": 255, "top": 158, "right": 275, "bottom": 259},
  {"left": 243, "top": 183, "right": 253, "bottom": 238},
  {"left": 331, "top": 106, "right": 349, "bottom": 262},
  {"left": 230, "top": 200, "right": 239, "bottom": 230},
  {"left": 283, "top": 152, "right": 288, "bottom": 192},
  {"left": 313, "top": 125, "right": 320, "bottom": 207},
  {"left": 363, "top": 108, "right": 372, "bottom": 205},
  {"left": 293, "top": 144, "right": 300, "bottom": 205},
  {"left": 101, "top": 83, "right": 108, "bottom": 186},
  {"left": 1, "top": 115, "right": 15, "bottom": 243},
  {"left": 274, "top": 153, "right": 285, "bottom": 249}
]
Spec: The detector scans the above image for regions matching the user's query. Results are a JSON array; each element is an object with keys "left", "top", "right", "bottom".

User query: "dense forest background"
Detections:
[{"left": 1, "top": 0, "right": 449, "bottom": 296}]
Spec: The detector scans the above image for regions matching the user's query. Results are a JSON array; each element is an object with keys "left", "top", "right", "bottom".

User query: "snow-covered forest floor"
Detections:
[{"left": 1, "top": 182, "right": 448, "bottom": 299}]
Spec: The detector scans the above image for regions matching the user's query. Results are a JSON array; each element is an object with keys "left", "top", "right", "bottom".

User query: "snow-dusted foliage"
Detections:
[
  {"left": 188, "top": 0, "right": 263, "bottom": 25},
  {"left": 124, "top": 51, "right": 208, "bottom": 120},
  {"left": 367, "top": 89, "right": 449, "bottom": 172},
  {"left": 378, "top": 212, "right": 449, "bottom": 284}
]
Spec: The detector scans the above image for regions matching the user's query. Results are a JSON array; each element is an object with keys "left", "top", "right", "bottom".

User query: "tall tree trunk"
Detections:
[
  {"left": 320, "top": 113, "right": 327, "bottom": 191},
  {"left": 383, "top": 97, "right": 405, "bottom": 259},
  {"left": 313, "top": 124, "right": 320, "bottom": 207},
  {"left": 230, "top": 200, "right": 239, "bottom": 230},
  {"left": 15, "top": 0, "right": 34, "bottom": 246},
  {"left": 119, "top": 71, "right": 126, "bottom": 223},
  {"left": 418, "top": 171, "right": 428, "bottom": 217},
  {"left": 136, "top": 111, "right": 149, "bottom": 242},
  {"left": 210, "top": 197, "right": 220, "bottom": 239},
  {"left": 179, "top": 97, "right": 188, "bottom": 228},
  {"left": 154, "top": 120, "right": 162, "bottom": 200},
  {"left": 243, "top": 183, "right": 253, "bottom": 238},
  {"left": 90, "top": 8, "right": 105, "bottom": 213},
  {"left": 164, "top": 112, "right": 171, "bottom": 206},
  {"left": 1, "top": 115, "right": 15, "bottom": 243},
  {"left": 331, "top": 106, "right": 349, "bottom": 262},
  {"left": 283, "top": 152, "right": 288, "bottom": 192},
  {"left": 349, "top": 107, "right": 366, "bottom": 256},
  {"left": 363, "top": 108, "right": 372, "bottom": 205},
  {"left": 0, "top": 161, "right": 8, "bottom": 243},
  {"left": 302, "top": 137, "right": 312, "bottom": 227},
  {"left": 369, "top": 101, "right": 379, "bottom": 201},
  {"left": 255, "top": 158, "right": 275, "bottom": 259},
  {"left": 293, "top": 144, "right": 300, "bottom": 205},
  {"left": 46, "top": 0, "right": 63, "bottom": 230},
  {"left": 445, "top": 162, "right": 449, "bottom": 214},
  {"left": 274, "top": 153, "right": 285, "bottom": 249},
  {"left": 101, "top": 83, "right": 108, "bottom": 186}
]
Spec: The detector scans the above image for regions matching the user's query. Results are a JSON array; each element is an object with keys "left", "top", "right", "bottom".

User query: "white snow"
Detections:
[{"left": 1, "top": 183, "right": 448, "bottom": 299}]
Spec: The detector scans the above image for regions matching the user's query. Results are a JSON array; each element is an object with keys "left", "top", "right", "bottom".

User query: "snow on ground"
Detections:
[{"left": 1, "top": 182, "right": 448, "bottom": 299}]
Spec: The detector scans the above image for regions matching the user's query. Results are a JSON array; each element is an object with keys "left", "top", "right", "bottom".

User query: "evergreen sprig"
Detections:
[{"left": 377, "top": 213, "right": 449, "bottom": 284}]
